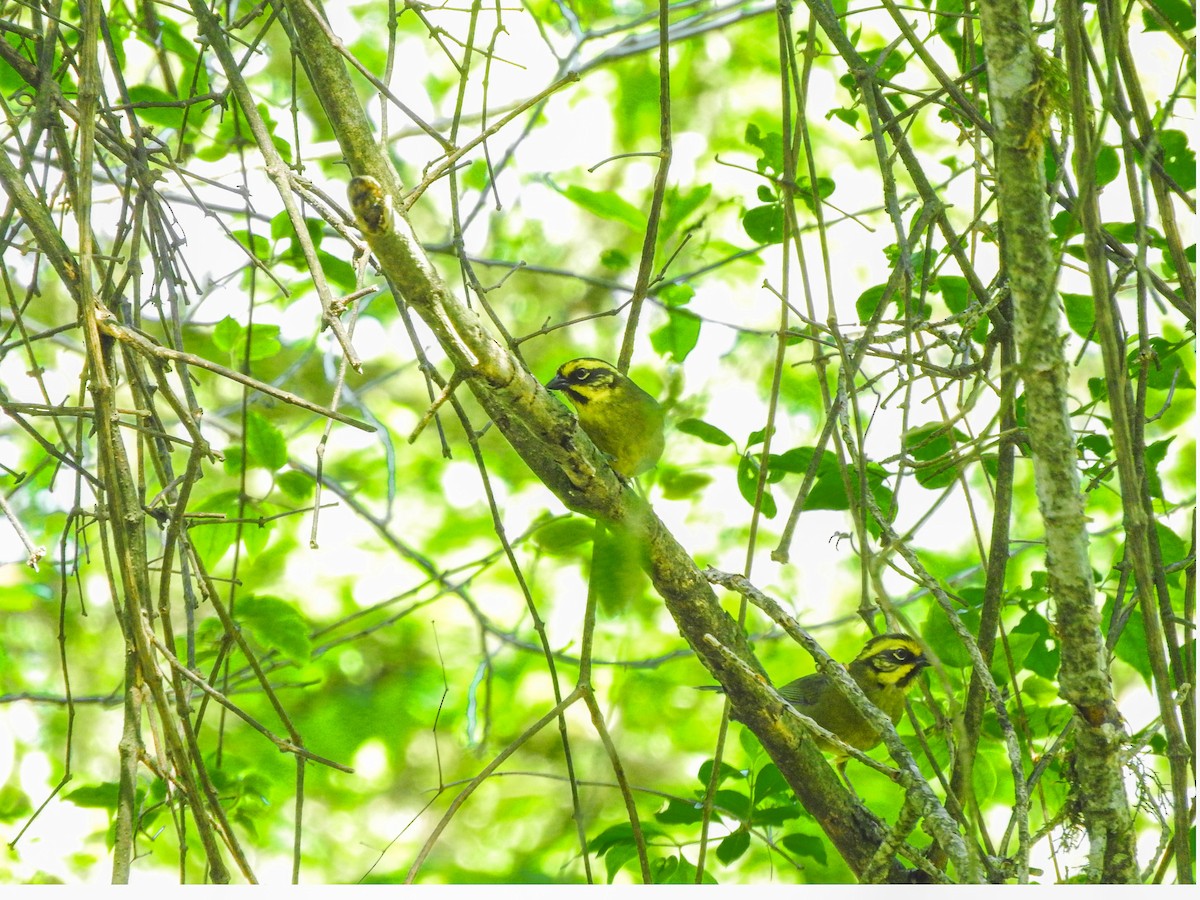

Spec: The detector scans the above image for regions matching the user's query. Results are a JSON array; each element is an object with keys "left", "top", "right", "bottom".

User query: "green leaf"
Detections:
[
  {"left": 716, "top": 830, "right": 750, "bottom": 865},
  {"left": 275, "top": 470, "right": 314, "bottom": 501},
  {"left": 658, "top": 282, "right": 694, "bottom": 307},
  {"left": 1011, "top": 609, "right": 1060, "bottom": 679},
  {"left": 803, "top": 457, "right": 891, "bottom": 518},
  {"left": 745, "top": 123, "right": 784, "bottom": 175},
  {"left": 884, "top": 243, "right": 925, "bottom": 271},
  {"left": 270, "top": 210, "right": 292, "bottom": 242},
  {"left": 127, "top": 85, "right": 185, "bottom": 132},
  {"left": 231, "top": 229, "right": 271, "bottom": 261},
  {"left": 65, "top": 783, "right": 121, "bottom": 810},
  {"left": 866, "top": 43, "right": 906, "bottom": 80},
  {"left": 242, "top": 103, "right": 291, "bottom": 164},
  {"left": 971, "top": 749, "right": 1001, "bottom": 807},
  {"left": 1079, "top": 433, "right": 1112, "bottom": 459},
  {"left": 781, "top": 831, "right": 827, "bottom": 865},
  {"left": 855, "top": 283, "right": 890, "bottom": 323},
  {"left": 1142, "top": 0, "right": 1196, "bottom": 35},
  {"left": 1158, "top": 129, "right": 1195, "bottom": 192},
  {"left": 559, "top": 184, "right": 645, "bottom": 231},
  {"left": 297, "top": 217, "right": 325, "bottom": 252},
  {"left": 1051, "top": 210, "right": 1081, "bottom": 240},
  {"left": 245, "top": 411, "right": 288, "bottom": 471},
  {"left": 660, "top": 183, "right": 712, "bottom": 238},
  {"left": 461, "top": 158, "right": 490, "bottom": 191},
  {"left": 697, "top": 758, "right": 744, "bottom": 789},
  {"left": 188, "top": 490, "right": 243, "bottom": 566},
  {"left": 1094, "top": 145, "right": 1120, "bottom": 187},
  {"left": 921, "top": 606, "right": 979, "bottom": 668},
  {"left": 600, "top": 248, "right": 630, "bottom": 270},
  {"left": 736, "top": 453, "right": 777, "bottom": 518},
  {"left": 1142, "top": 338, "right": 1190, "bottom": 391},
  {"left": 677, "top": 418, "right": 734, "bottom": 447},
  {"left": 1130, "top": 337, "right": 1195, "bottom": 390},
  {"left": 1104, "top": 594, "right": 1152, "bottom": 685},
  {"left": 713, "top": 789, "right": 751, "bottom": 821},
  {"left": 603, "top": 841, "right": 638, "bottom": 884},
  {"left": 1061, "top": 292, "right": 1095, "bottom": 338},
  {"left": 212, "top": 316, "right": 243, "bottom": 353},
  {"left": 746, "top": 427, "right": 773, "bottom": 448},
  {"left": 804, "top": 470, "right": 850, "bottom": 511},
  {"left": 241, "top": 511, "right": 273, "bottom": 557},
  {"left": 319, "top": 250, "right": 358, "bottom": 292},
  {"left": 222, "top": 445, "right": 244, "bottom": 477},
  {"left": 796, "top": 176, "right": 836, "bottom": 213},
  {"left": 932, "top": 273, "right": 987, "bottom": 342},
  {"left": 650, "top": 308, "right": 701, "bottom": 362},
  {"left": 212, "top": 317, "right": 282, "bottom": 362},
  {"left": 155, "top": 17, "right": 204, "bottom": 79},
  {"left": 589, "top": 822, "right": 639, "bottom": 854},
  {"left": 935, "top": 275, "right": 971, "bottom": 313},
  {"left": 651, "top": 855, "right": 679, "bottom": 883},
  {"left": 652, "top": 854, "right": 713, "bottom": 884},
  {"left": 769, "top": 446, "right": 835, "bottom": 475},
  {"left": 198, "top": 107, "right": 256, "bottom": 162},
  {"left": 0, "top": 782, "right": 33, "bottom": 822},
  {"left": 742, "top": 204, "right": 784, "bottom": 244},
  {"left": 655, "top": 798, "right": 703, "bottom": 824},
  {"left": 737, "top": 723, "right": 763, "bottom": 758},
  {"left": 531, "top": 517, "right": 595, "bottom": 554},
  {"left": 1143, "top": 438, "right": 1173, "bottom": 499},
  {"left": 1043, "top": 143, "right": 1059, "bottom": 184},
  {"left": 657, "top": 468, "right": 712, "bottom": 500},
  {"left": 751, "top": 804, "right": 804, "bottom": 826},
  {"left": 751, "top": 763, "right": 789, "bottom": 803},
  {"left": 1020, "top": 672, "right": 1060, "bottom": 704},
  {"left": 237, "top": 595, "right": 311, "bottom": 664},
  {"left": 863, "top": 473, "right": 898, "bottom": 535},
  {"left": 0, "top": 50, "right": 25, "bottom": 93},
  {"left": 1103, "top": 221, "right": 1165, "bottom": 246},
  {"left": 903, "top": 422, "right": 967, "bottom": 489},
  {"left": 829, "top": 107, "right": 860, "bottom": 128},
  {"left": 1154, "top": 520, "right": 1188, "bottom": 569},
  {"left": 590, "top": 822, "right": 652, "bottom": 883},
  {"left": 244, "top": 324, "right": 282, "bottom": 362}
]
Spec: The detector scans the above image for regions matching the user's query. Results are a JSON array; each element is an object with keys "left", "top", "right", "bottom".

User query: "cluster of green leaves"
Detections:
[
  {"left": 590, "top": 731, "right": 838, "bottom": 883},
  {"left": 675, "top": 418, "right": 894, "bottom": 525}
]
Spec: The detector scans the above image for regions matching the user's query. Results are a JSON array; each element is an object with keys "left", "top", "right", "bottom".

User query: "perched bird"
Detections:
[
  {"left": 546, "top": 358, "right": 665, "bottom": 479},
  {"left": 702, "top": 633, "right": 929, "bottom": 775},
  {"left": 776, "top": 633, "right": 929, "bottom": 760}
]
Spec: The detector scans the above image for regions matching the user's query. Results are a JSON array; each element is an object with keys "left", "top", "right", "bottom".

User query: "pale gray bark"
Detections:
[{"left": 977, "top": 0, "right": 1139, "bottom": 883}]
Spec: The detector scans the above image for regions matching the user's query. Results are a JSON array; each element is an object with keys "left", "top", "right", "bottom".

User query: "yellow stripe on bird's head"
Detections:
[
  {"left": 545, "top": 358, "right": 622, "bottom": 407},
  {"left": 854, "top": 633, "right": 929, "bottom": 690}
]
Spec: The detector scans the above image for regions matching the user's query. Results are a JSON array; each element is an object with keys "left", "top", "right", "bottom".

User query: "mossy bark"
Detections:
[{"left": 976, "top": 0, "right": 1139, "bottom": 883}]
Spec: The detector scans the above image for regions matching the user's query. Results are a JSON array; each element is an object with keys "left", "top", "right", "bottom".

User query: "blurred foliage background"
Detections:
[{"left": 0, "top": 0, "right": 1194, "bottom": 885}]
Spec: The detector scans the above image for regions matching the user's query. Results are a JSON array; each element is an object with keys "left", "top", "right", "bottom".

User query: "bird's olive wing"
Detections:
[{"left": 777, "top": 673, "right": 824, "bottom": 708}]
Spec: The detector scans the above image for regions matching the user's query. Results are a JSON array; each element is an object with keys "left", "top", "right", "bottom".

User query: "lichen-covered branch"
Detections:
[{"left": 976, "top": 0, "right": 1138, "bottom": 883}]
